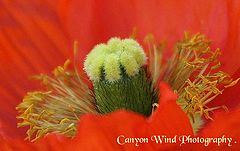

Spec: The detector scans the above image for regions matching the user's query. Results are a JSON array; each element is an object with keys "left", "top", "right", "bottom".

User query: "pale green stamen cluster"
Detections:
[
  {"left": 16, "top": 60, "right": 96, "bottom": 141},
  {"left": 84, "top": 38, "right": 147, "bottom": 82}
]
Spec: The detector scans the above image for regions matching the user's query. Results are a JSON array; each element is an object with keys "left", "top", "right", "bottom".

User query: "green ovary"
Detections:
[{"left": 94, "top": 68, "right": 158, "bottom": 116}]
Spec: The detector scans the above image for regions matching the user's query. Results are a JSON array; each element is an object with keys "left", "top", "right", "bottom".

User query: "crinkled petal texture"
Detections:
[
  {"left": 0, "top": 0, "right": 71, "bottom": 138},
  {"left": 0, "top": 0, "right": 239, "bottom": 142},
  {"left": 58, "top": 0, "right": 240, "bottom": 75},
  {"left": 69, "top": 83, "right": 193, "bottom": 150}
]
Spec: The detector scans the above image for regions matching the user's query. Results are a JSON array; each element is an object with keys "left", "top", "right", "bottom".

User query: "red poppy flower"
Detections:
[{"left": 0, "top": 0, "right": 239, "bottom": 150}]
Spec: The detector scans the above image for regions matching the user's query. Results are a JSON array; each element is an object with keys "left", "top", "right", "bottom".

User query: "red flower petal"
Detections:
[
  {"left": 197, "top": 106, "right": 240, "bottom": 150},
  {"left": 0, "top": 81, "right": 238, "bottom": 150},
  {"left": 58, "top": 0, "right": 240, "bottom": 109},
  {"left": 0, "top": 133, "right": 69, "bottom": 151},
  {"left": 69, "top": 82, "right": 193, "bottom": 150},
  {"left": 0, "top": 0, "right": 239, "bottom": 142},
  {"left": 0, "top": 0, "right": 71, "bottom": 138},
  {"left": 58, "top": 0, "right": 240, "bottom": 75}
]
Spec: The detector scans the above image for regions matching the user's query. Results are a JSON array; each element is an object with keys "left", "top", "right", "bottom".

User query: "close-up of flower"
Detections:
[{"left": 0, "top": 0, "right": 240, "bottom": 151}]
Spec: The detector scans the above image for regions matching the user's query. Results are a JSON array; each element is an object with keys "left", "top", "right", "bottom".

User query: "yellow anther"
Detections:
[
  {"left": 17, "top": 60, "right": 96, "bottom": 142},
  {"left": 225, "top": 78, "right": 240, "bottom": 88}
]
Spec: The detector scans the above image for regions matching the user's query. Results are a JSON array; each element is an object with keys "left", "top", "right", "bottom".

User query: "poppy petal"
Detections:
[
  {"left": 0, "top": 133, "right": 69, "bottom": 151},
  {"left": 198, "top": 106, "right": 240, "bottom": 150},
  {"left": 69, "top": 82, "right": 193, "bottom": 150},
  {"left": 58, "top": 0, "right": 240, "bottom": 75},
  {"left": 0, "top": 0, "right": 71, "bottom": 138},
  {"left": 0, "top": 0, "right": 239, "bottom": 145}
]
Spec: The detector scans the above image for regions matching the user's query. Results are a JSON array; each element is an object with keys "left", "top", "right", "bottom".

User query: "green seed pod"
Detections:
[{"left": 84, "top": 38, "right": 158, "bottom": 116}]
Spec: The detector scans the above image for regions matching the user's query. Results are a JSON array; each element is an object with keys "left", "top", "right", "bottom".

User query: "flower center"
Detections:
[
  {"left": 84, "top": 38, "right": 147, "bottom": 82},
  {"left": 16, "top": 33, "right": 239, "bottom": 141},
  {"left": 84, "top": 38, "right": 158, "bottom": 116}
]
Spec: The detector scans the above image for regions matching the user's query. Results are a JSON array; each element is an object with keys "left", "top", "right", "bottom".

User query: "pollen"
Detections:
[
  {"left": 17, "top": 60, "right": 96, "bottom": 141},
  {"left": 146, "top": 32, "right": 239, "bottom": 133},
  {"left": 104, "top": 54, "right": 121, "bottom": 82},
  {"left": 170, "top": 33, "right": 238, "bottom": 121},
  {"left": 84, "top": 37, "right": 147, "bottom": 82},
  {"left": 120, "top": 51, "right": 140, "bottom": 76}
]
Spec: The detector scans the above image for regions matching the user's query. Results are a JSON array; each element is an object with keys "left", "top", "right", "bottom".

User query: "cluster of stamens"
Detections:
[
  {"left": 16, "top": 33, "right": 239, "bottom": 141},
  {"left": 16, "top": 60, "right": 96, "bottom": 141},
  {"left": 146, "top": 32, "right": 239, "bottom": 131}
]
